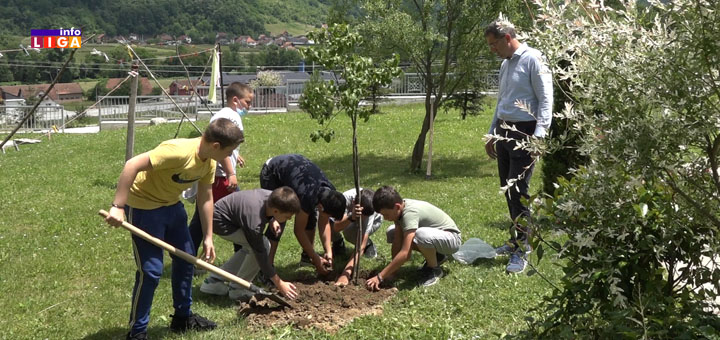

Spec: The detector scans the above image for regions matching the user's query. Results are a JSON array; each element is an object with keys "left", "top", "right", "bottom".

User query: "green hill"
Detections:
[{"left": 0, "top": 0, "right": 329, "bottom": 41}]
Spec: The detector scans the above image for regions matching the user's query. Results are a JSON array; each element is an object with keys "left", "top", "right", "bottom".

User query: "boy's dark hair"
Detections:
[
  {"left": 484, "top": 20, "right": 517, "bottom": 39},
  {"left": 359, "top": 189, "right": 375, "bottom": 216},
  {"left": 268, "top": 186, "right": 301, "bottom": 213},
  {"left": 203, "top": 118, "right": 244, "bottom": 147},
  {"left": 319, "top": 189, "right": 346, "bottom": 220},
  {"left": 372, "top": 185, "right": 403, "bottom": 212},
  {"left": 226, "top": 82, "right": 252, "bottom": 104}
]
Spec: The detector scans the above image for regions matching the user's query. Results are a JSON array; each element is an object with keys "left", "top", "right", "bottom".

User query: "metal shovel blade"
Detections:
[{"left": 252, "top": 285, "right": 294, "bottom": 308}]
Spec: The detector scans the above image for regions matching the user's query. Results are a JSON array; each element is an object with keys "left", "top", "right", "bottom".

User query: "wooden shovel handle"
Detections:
[{"left": 98, "top": 209, "right": 256, "bottom": 291}]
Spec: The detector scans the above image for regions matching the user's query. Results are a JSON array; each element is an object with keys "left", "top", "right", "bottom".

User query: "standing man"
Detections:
[{"left": 484, "top": 18, "right": 553, "bottom": 273}]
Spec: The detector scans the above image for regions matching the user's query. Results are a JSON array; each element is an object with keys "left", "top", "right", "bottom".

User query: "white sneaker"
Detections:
[
  {"left": 200, "top": 277, "right": 229, "bottom": 296},
  {"left": 228, "top": 284, "right": 254, "bottom": 302}
]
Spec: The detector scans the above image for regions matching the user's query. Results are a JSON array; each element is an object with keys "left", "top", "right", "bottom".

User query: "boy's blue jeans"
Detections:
[{"left": 125, "top": 202, "right": 195, "bottom": 335}]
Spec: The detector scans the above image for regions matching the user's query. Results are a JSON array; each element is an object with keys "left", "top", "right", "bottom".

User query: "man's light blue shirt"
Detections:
[{"left": 488, "top": 43, "right": 553, "bottom": 138}]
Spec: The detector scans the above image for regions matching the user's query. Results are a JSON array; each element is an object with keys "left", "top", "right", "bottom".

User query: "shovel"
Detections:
[{"left": 98, "top": 209, "right": 293, "bottom": 308}]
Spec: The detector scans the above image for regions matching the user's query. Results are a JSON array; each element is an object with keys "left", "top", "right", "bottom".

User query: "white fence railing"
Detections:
[
  {"left": 91, "top": 71, "right": 499, "bottom": 125},
  {"left": 0, "top": 105, "right": 67, "bottom": 132},
  {"left": 97, "top": 96, "right": 222, "bottom": 121}
]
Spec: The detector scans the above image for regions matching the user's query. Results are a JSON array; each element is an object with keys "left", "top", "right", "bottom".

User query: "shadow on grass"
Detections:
[
  {"left": 82, "top": 325, "right": 167, "bottom": 340},
  {"left": 310, "top": 153, "right": 494, "bottom": 188},
  {"left": 191, "top": 286, "right": 238, "bottom": 308}
]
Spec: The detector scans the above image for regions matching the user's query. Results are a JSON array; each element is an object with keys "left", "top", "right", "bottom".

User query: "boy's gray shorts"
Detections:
[{"left": 386, "top": 225, "right": 462, "bottom": 255}]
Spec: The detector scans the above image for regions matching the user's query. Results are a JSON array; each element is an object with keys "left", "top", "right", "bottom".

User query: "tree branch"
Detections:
[{"left": 663, "top": 169, "right": 720, "bottom": 229}]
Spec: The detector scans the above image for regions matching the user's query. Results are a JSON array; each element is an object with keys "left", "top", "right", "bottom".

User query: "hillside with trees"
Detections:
[{"left": 0, "top": 0, "right": 329, "bottom": 40}]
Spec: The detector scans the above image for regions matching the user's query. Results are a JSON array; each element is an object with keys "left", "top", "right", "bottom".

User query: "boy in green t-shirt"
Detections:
[
  {"left": 104, "top": 118, "right": 244, "bottom": 340},
  {"left": 366, "top": 186, "right": 462, "bottom": 290}
]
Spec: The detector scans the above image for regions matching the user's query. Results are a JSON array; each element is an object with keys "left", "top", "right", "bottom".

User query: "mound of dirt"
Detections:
[{"left": 238, "top": 277, "right": 396, "bottom": 333}]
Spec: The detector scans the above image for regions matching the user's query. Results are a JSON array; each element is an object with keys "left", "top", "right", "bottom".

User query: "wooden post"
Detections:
[
  {"left": 426, "top": 100, "right": 435, "bottom": 179},
  {"left": 126, "top": 63, "right": 139, "bottom": 161}
]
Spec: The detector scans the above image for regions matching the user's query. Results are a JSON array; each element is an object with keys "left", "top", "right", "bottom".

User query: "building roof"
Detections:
[
  {"left": 1, "top": 89, "right": 24, "bottom": 100},
  {"left": 54, "top": 83, "right": 83, "bottom": 95},
  {"left": 172, "top": 79, "right": 205, "bottom": 87},
  {"left": 201, "top": 73, "right": 257, "bottom": 86},
  {"left": 0, "top": 83, "right": 83, "bottom": 101},
  {"left": 106, "top": 77, "right": 154, "bottom": 95}
]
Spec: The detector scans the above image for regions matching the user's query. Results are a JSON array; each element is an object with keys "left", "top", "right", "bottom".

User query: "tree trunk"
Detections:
[{"left": 410, "top": 94, "right": 438, "bottom": 170}]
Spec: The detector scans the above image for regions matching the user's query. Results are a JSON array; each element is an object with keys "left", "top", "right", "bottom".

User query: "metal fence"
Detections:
[
  {"left": 93, "top": 70, "right": 499, "bottom": 123},
  {"left": 252, "top": 86, "right": 288, "bottom": 110},
  {"left": 0, "top": 104, "right": 66, "bottom": 132},
  {"left": 97, "top": 96, "right": 221, "bottom": 121}
]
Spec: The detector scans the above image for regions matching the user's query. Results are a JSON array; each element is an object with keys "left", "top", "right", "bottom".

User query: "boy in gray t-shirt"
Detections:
[
  {"left": 365, "top": 186, "right": 461, "bottom": 290},
  {"left": 330, "top": 188, "right": 383, "bottom": 287},
  {"left": 199, "top": 187, "right": 301, "bottom": 301}
]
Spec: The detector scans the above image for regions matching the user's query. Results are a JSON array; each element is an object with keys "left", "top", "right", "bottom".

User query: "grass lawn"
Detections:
[{"left": 0, "top": 103, "right": 562, "bottom": 339}]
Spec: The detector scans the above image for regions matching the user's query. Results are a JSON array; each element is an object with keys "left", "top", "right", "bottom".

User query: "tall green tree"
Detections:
[
  {"left": 360, "top": 0, "right": 505, "bottom": 170},
  {"left": 299, "top": 25, "right": 400, "bottom": 277}
]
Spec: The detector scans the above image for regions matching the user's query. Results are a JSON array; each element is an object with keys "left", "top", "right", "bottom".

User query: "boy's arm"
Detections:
[
  {"left": 335, "top": 232, "right": 370, "bottom": 287},
  {"left": 367, "top": 227, "right": 414, "bottom": 291},
  {"left": 331, "top": 215, "right": 352, "bottom": 233},
  {"left": 318, "top": 212, "right": 333, "bottom": 260},
  {"left": 106, "top": 153, "right": 152, "bottom": 226},
  {"left": 220, "top": 156, "right": 237, "bottom": 192},
  {"left": 196, "top": 182, "right": 216, "bottom": 263},
  {"left": 332, "top": 203, "right": 363, "bottom": 233},
  {"left": 270, "top": 274, "right": 298, "bottom": 300},
  {"left": 293, "top": 210, "right": 330, "bottom": 275},
  {"left": 390, "top": 222, "right": 403, "bottom": 258}
]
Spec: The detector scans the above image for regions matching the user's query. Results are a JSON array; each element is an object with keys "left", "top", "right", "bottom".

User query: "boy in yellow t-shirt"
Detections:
[{"left": 104, "top": 118, "right": 244, "bottom": 340}]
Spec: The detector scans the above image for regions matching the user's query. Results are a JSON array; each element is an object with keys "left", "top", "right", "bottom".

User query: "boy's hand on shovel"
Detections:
[{"left": 105, "top": 206, "right": 125, "bottom": 227}]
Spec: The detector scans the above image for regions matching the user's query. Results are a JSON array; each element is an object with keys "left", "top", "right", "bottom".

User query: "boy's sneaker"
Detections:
[
  {"left": 299, "top": 252, "right": 313, "bottom": 266},
  {"left": 419, "top": 253, "right": 447, "bottom": 271},
  {"left": 228, "top": 285, "right": 254, "bottom": 302},
  {"left": 495, "top": 243, "right": 516, "bottom": 256},
  {"left": 496, "top": 241, "right": 532, "bottom": 256},
  {"left": 332, "top": 238, "right": 347, "bottom": 256},
  {"left": 506, "top": 252, "right": 527, "bottom": 273},
  {"left": 363, "top": 239, "right": 377, "bottom": 259},
  {"left": 126, "top": 332, "right": 147, "bottom": 340},
  {"left": 169, "top": 313, "right": 216, "bottom": 333},
  {"left": 418, "top": 266, "right": 444, "bottom": 287},
  {"left": 200, "top": 277, "right": 229, "bottom": 296}
]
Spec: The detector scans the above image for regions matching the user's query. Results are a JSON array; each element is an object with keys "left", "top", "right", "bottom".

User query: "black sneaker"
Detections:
[
  {"left": 332, "top": 238, "right": 347, "bottom": 256},
  {"left": 363, "top": 239, "right": 377, "bottom": 259},
  {"left": 418, "top": 266, "right": 444, "bottom": 287},
  {"left": 169, "top": 313, "right": 217, "bottom": 333},
  {"left": 299, "top": 251, "right": 313, "bottom": 266},
  {"left": 419, "top": 253, "right": 447, "bottom": 271},
  {"left": 126, "top": 332, "right": 147, "bottom": 340}
]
